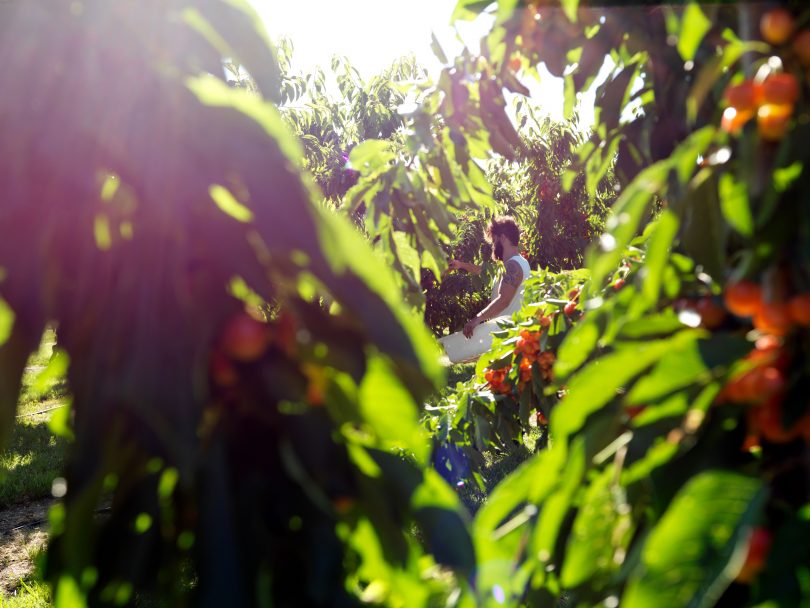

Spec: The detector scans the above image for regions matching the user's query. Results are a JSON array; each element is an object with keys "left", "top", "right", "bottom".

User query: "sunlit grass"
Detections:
[
  {"left": 0, "top": 581, "right": 51, "bottom": 608},
  {"left": 0, "top": 330, "right": 69, "bottom": 509}
]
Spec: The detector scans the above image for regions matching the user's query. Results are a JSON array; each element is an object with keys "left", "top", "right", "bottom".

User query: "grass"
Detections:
[
  {"left": 1, "top": 329, "right": 70, "bottom": 509},
  {"left": 0, "top": 330, "right": 70, "bottom": 605},
  {"left": 0, "top": 582, "right": 50, "bottom": 608}
]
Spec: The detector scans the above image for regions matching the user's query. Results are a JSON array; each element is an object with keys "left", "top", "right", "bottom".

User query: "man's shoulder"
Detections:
[{"left": 503, "top": 258, "right": 522, "bottom": 286}]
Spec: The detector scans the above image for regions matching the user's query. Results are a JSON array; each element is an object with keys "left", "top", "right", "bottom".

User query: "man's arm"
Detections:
[
  {"left": 463, "top": 260, "right": 521, "bottom": 337},
  {"left": 448, "top": 259, "right": 482, "bottom": 275}
]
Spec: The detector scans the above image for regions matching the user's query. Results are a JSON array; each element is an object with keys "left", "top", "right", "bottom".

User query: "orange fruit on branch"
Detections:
[
  {"left": 760, "top": 8, "right": 794, "bottom": 45},
  {"left": 724, "top": 281, "right": 763, "bottom": 317},
  {"left": 793, "top": 29, "right": 810, "bottom": 66},
  {"left": 563, "top": 301, "right": 577, "bottom": 316},
  {"left": 535, "top": 410, "right": 548, "bottom": 426},
  {"left": 219, "top": 313, "right": 271, "bottom": 362},
  {"left": 723, "top": 80, "right": 762, "bottom": 113},
  {"left": 745, "top": 365, "right": 786, "bottom": 399},
  {"left": 754, "top": 301, "right": 793, "bottom": 336},
  {"left": 696, "top": 297, "right": 726, "bottom": 329},
  {"left": 736, "top": 527, "right": 773, "bottom": 583},
  {"left": 721, "top": 107, "right": 754, "bottom": 135},
  {"left": 757, "top": 103, "right": 793, "bottom": 141},
  {"left": 753, "top": 398, "right": 799, "bottom": 443},
  {"left": 787, "top": 293, "right": 810, "bottom": 326},
  {"left": 625, "top": 404, "right": 646, "bottom": 420},
  {"left": 761, "top": 73, "right": 799, "bottom": 105}
]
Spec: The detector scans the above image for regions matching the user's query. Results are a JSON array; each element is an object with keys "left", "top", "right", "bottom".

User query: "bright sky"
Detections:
[{"left": 249, "top": 0, "right": 596, "bottom": 124}]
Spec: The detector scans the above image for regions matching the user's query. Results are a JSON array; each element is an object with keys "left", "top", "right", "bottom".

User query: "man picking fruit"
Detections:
[{"left": 440, "top": 215, "right": 531, "bottom": 363}]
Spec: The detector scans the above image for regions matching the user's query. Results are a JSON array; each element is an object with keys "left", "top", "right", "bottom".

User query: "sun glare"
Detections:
[
  {"left": 252, "top": 0, "right": 463, "bottom": 77},
  {"left": 250, "top": 0, "right": 602, "bottom": 124}
]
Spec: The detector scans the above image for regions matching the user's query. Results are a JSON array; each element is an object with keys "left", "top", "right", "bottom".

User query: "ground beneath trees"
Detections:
[{"left": 0, "top": 498, "right": 52, "bottom": 594}]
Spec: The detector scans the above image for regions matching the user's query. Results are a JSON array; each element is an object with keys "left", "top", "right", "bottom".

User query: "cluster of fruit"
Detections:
[
  {"left": 721, "top": 8, "right": 808, "bottom": 140},
  {"left": 724, "top": 281, "right": 810, "bottom": 336},
  {"left": 720, "top": 335, "right": 800, "bottom": 442},
  {"left": 483, "top": 329, "right": 556, "bottom": 396},
  {"left": 483, "top": 367, "right": 512, "bottom": 395},
  {"left": 719, "top": 281, "right": 810, "bottom": 445}
]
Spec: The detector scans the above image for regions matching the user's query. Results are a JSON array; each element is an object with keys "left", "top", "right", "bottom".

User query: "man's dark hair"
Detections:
[{"left": 485, "top": 215, "right": 520, "bottom": 246}]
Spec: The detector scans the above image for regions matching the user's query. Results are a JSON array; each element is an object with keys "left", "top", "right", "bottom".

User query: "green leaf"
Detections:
[
  {"left": 642, "top": 209, "right": 679, "bottom": 305},
  {"left": 619, "top": 311, "right": 684, "bottom": 339},
  {"left": 719, "top": 173, "right": 753, "bottom": 237},
  {"left": 587, "top": 161, "right": 669, "bottom": 295},
  {"left": 359, "top": 355, "right": 429, "bottom": 463},
  {"left": 474, "top": 447, "right": 566, "bottom": 593},
  {"left": 626, "top": 332, "right": 708, "bottom": 404},
  {"left": 450, "top": 0, "right": 494, "bottom": 22},
  {"left": 55, "top": 575, "right": 87, "bottom": 608},
  {"left": 552, "top": 334, "right": 691, "bottom": 441},
  {"left": 350, "top": 140, "right": 395, "bottom": 172},
  {"left": 623, "top": 471, "right": 767, "bottom": 608},
  {"left": 182, "top": 1, "right": 282, "bottom": 103},
  {"left": 30, "top": 348, "right": 69, "bottom": 399},
  {"left": 561, "top": 0, "right": 579, "bottom": 23},
  {"left": 561, "top": 466, "right": 632, "bottom": 588},
  {"left": 677, "top": 4, "right": 711, "bottom": 62},
  {"left": 392, "top": 232, "right": 421, "bottom": 283},
  {"left": 0, "top": 297, "right": 13, "bottom": 347},
  {"left": 209, "top": 185, "right": 253, "bottom": 223},
  {"left": 430, "top": 32, "right": 448, "bottom": 64},
  {"left": 531, "top": 437, "right": 587, "bottom": 565},
  {"left": 773, "top": 161, "right": 803, "bottom": 193},
  {"left": 555, "top": 320, "right": 600, "bottom": 380}
]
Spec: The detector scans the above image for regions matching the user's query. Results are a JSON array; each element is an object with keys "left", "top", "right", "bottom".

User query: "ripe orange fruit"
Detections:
[
  {"left": 519, "top": 357, "right": 534, "bottom": 382},
  {"left": 747, "top": 366, "right": 786, "bottom": 399},
  {"left": 519, "top": 336, "right": 541, "bottom": 355},
  {"left": 508, "top": 56, "right": 522, "bottom": 72},
  {"left": 302, "top": 363, "right": 328, "bottom": 406},
  {"left": 564, "top": 301, "right": 577, "bottom": 316},
  {"left": 760, "top": 8, "right": 795, "bottom": 45},
  {"left": 736, "top": 527, "right": 773, "bottom": 583},
  {"left": 755, "top": 334, "right": 782, "bottom": 352},
  {"left": 721, "top": 107, "right": 754, "bottom": 135},
  {"left": 793, "top": 29, "right": 810, "bottom": 66},
  {"left": 520, "top": 329, "right": 540, "bottom": 343},
  {"left": 787, "top": 293, "right": 810, "bottom": 326},
  {"left": 625, "top": 405, "right": 647, "bottom": 420},
  {"left": 696, "top": 297, "right": 726, "bottom": 329},
  {"left": 612, "top": 278, "right": 626, "bottom": 290},
  {"left": 723, "top": 80, "right": 762, "bottom": 113},
  {"left": 757, "top": 103, "right": 793, "bottom": 141},
  {"left": 724, "top": 281, "right": 763, "bottom": 317},
  {"left": 754, "top": 301, "right": 793, "bottom": 336},
  {"left": 535, "top": 410, "right": 548, "bottom": 426},
  {"left": 220, "top": 313, "right": 270, "bottom": 362},
  {"left": 754, "top": 398, "right": 798, "bottom": 443},
  {"left": 568, "top": 288, "right": 581, "bottom": 300},
  {"left": 761, "top": 73, "right": 800, "bottom": 105}
]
